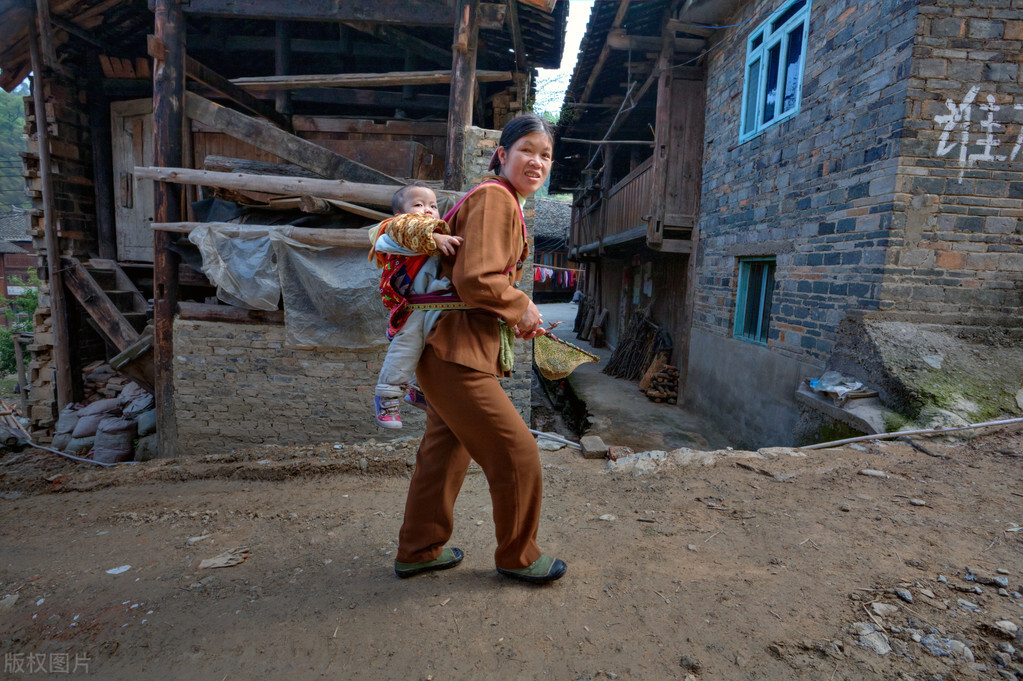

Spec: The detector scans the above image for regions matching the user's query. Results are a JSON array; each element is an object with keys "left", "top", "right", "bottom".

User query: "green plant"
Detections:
[{"left": 0, "top": 269, "right": 40, "bottom": 375}]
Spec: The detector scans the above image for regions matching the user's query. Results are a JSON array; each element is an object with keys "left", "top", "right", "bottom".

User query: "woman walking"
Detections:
[{"left": 393, "top": 113, "right": 566, "bottom": 584}]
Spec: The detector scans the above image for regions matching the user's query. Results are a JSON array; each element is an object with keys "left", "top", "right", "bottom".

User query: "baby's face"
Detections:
[{"left": 401, "top": 187, "right": 440, "bottom": 218}]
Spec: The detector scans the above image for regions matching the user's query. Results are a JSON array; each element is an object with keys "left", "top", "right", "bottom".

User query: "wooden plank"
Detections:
[
  {"left": 152, "top": 0, "right": 184, "bottom": 458},
  {"left": 446, "top": 0, "right": 480, "bottom": 190},
  {"left": 291, "top": 118, "right": 447, "bottom": 137},
  {"left": 134, "top": 166, "right": 463, "bottom": 208},
  {"left": 229, "top": 69, "right": 512, "bottom": 92},
  {"left": 183, "top": 53, "right": 290, "bottom": 130},
  {"left": 274, "top": 21, "right": 292, "bottom": 116},
  {"left": 184, "top": 92, "right": 401, "bottom": 185},
  {"left": 182, "top": 0, "right": 457, "bottom": 25},
  {"left": 62, "top": 258, "right": 141, "bottom": 352},
  {"left": 178, "top": 302, "right": 284, "bottom": 325},
  {"left": 256, "top": 87, "right": 449, "bottom": 113},
  {"left": 579, "top": 1, "right": 630, "bottom": 106}
]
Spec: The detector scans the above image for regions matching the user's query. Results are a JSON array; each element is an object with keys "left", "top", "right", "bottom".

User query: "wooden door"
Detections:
[{"left": 111, "top": 99, "right": 155, "bottom": 262}]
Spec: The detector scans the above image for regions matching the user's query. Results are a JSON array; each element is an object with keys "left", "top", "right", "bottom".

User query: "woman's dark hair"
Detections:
[{"left": 490, "top": 113, "right": 554, "bottom": 175}]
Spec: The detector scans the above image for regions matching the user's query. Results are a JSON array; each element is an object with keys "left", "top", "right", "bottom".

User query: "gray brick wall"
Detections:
[
  {"left": 696, "top": 0, "right": 919, "bottom": 365},
  {"left": 891, "top": 0, "right": 1023, "bottom": 317}
]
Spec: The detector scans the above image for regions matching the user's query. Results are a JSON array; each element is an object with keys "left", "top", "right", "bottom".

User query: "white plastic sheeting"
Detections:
[{"left": 189, "top": 224, "right": 388, "bottom": 349}]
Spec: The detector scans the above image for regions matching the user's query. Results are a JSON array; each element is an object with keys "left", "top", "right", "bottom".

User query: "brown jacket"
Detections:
[{"left": 426, "top": 178, "right": 530, "bottom": 376}]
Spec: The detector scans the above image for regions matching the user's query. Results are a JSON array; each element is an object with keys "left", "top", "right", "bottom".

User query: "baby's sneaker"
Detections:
[
  {"left": 374, "top": 396, "right": 402, "bottom": 429},
  {"left": 403, "top": 386, "right": 428, "bottom": 412}
]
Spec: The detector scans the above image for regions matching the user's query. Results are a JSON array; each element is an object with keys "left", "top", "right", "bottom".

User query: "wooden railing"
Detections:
[
  {"left": 570, "top": 156, "right": 653, "bottom": 252},
  {"left": 604, "top": 156, "right": 653, "bottom": 239}
]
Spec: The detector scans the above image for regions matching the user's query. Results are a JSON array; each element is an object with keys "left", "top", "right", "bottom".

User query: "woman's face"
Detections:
[{"left": 497, "top": 131, "right": 553, "bottom": 197}]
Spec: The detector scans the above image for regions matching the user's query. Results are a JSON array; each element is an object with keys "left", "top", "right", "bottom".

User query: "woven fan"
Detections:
[{"left": 533, "top": 332, "right": 599, "bottom": 380}]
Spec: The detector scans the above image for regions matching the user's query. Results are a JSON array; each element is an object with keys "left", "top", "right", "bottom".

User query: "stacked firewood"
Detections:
[{"left": 643, "top": 365, "right": 679, "bottom": 404}]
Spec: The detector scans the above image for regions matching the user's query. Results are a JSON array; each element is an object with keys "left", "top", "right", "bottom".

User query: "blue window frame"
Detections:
[
  {"left": 739, "top": 0, "right": 811, "bottom": 141},
  {"left": 733, "top": 257, "right": 776, "bottom": 344}
]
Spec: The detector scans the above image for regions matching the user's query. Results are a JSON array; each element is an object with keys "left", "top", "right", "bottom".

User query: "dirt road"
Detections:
[{"left": 2, "top": 426, "right": 1022, "bottom": 680}]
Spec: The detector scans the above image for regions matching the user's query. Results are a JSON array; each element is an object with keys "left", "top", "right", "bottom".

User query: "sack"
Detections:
[
  {"left": 71, "top": 413, "right": 106, "bottom": 439},
  {"left": 77, "top": 398, "right": 122, "bottom": 417},
  {"left": 136, "top": 409, "right": 157, "bottom": 437},
  {"left": 92, "top": 417, "right": 137, "bottom": 464}
]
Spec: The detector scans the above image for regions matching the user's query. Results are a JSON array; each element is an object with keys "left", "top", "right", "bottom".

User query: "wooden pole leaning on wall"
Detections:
[
  {"left": 152, "top": 0, "right": 185, "bottom": 459},
  {"left": 28, "top": 9, "right": 73, "bottom": 411},
  {"left": 444, "top": 0, "right": 480, "bottom": 191}
]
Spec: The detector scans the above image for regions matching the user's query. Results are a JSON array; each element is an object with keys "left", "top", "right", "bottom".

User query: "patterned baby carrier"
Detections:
[{"left": 377, "top": 180, "right": 526, "bottom": 340}]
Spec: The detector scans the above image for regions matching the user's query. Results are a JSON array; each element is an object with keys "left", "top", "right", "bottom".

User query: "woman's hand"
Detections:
[{"left": 513, "top": 301, "right": 545, "bottom": 339}]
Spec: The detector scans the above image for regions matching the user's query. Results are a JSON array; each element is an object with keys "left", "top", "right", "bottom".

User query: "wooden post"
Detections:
[
  {"left": 152, "top": 0, "right": 185, "bottom": 458},
  {"left": 274, "top": 21, "right": 293, "bottom": 116},
  {"left": 13, "top": 334, "right": 29, "bottom": 418},
  {"left": 27, "top": 12, "right": 73, "bottom": 410},
  {"left": 444, "top": 0, "right": 479, "bottom": 191},
  {"left": 89, "top": 50, "right": 117, "bottom": 260}
]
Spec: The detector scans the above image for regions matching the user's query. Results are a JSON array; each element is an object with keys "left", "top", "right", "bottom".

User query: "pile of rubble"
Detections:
[{"left": 51, "top": 362, "right": 156, "bottom": 463}]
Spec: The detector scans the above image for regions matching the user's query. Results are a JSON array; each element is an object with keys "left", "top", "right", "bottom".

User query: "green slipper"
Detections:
[
  {"left": 394, "top": 547, "right": 464, "bottom": 579},
  {"left": 496, "top": 555, "right": 567, "bottom": 584}
]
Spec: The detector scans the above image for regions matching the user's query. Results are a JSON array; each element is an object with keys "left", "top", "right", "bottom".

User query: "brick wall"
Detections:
[
  {"left": 696, "top": 0, "right": 919, "bottom": 365},
  {"left": 889, "top": 0, "right": 1023, "bottom": 318},
  {"left": 172, "top": 126, "right": 536, "bottom": 455}
]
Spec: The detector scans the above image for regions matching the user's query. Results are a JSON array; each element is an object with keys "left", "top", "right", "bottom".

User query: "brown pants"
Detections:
[{"left": 396, "top": 345, "right": 543, "bottom": 569}]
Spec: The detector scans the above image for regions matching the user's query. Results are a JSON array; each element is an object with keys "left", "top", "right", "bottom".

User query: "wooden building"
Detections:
[{"left": 0, "top": 0, "right": 568, "bottom": 455}]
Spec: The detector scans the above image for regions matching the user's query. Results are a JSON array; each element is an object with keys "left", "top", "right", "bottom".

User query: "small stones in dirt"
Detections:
[
  {"left": 957, "top": 598, "right": 980, "bottom": 611},
  {"left": 894, "top": 587, "right": 914, "bottom": 603},
  {"left": 859, "top": 469, "right": 889, "bottom": 479},
  {"left": 917, "top": 634, "right": 975, "bottom": 662},
  {"left": 965, "top": 566, "right": 1010, "bottom": 588},
  {"left": 987, "top": 620, "right": 1020, "bottom": 638},
  {"left": 678, "top": 655, "right": 702, "bottom": 673},
  {"left": 908, "top": 498, "right": 927, "bottom": 506},
  {"left": 871, "top": 602, "right": 900, "bottom": 617},
  {"left": 850, "top": 621, "right": 892, "bottom": 655},
  {"left": 839, "top": 504, "right": 852, "bottom": 512},
  {"left": 598, "top": 514, "right": 617, "bottom": 522}
]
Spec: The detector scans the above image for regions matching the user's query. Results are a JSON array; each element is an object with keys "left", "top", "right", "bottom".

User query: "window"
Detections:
[
  {"left": 733, "top": 257, "right": 776, "bottom": 344},
  {"left": 739, "top": 0, "right": 811, "bottom": 141}
]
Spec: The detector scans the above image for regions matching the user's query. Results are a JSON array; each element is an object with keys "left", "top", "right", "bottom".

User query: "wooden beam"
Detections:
[
  {"left": 578, "top": 0, "right": 630, "bottom": 106},
  {"left": 28, "top": 8, "right": 73, "bottom": 410},
  {"left": 666, "top": 19, "right": 714, "bottom": 38},
  {"left": 446, "top": 0, "right": 480, "bottom": 191},
  {"left": 342, "top": 22, "right": 451, "bottom": 68},
  {"left": 606, "top": 29, "right": 706, "bottom": 54},
  {"left": 152, "top": 0, "right": 185, "bottom": 459},
  {"left": 249, "top": 87, "right": 450, "bottom": 113},
  {"left": 181, "top": 0, "right": 457, "bottom": 25},
  {"left": 182, "top": 52, "right": 291, "bottom": 131},
  {"left": 562, "top": 138, "right": 654, "bottom": 146},
  {"left": 178, "top": 302, "right": 284, "bottom": 325},
  {"left": 62, "top": 258, "right": 141, "bottom": 352},
  {"left": 88, "top": 51, "right": 117, "bottom": 261},
  {"left": 229, "top": 69, "right": 512, "bottom": 92},
  {"left": 184, "top": 92, "right": 402, "bottom": 185},
  {"left": 150, "top": 222, "right": 371, "bottom": 249},
  {"left": 274, "top": 21, "right": 292, "bottom": 116},
  {"left": 133, "top": 166, "right": 464, "bottom": 208},
  {"left": 505, "top": 0, "right": 527, "bottom": 73}
]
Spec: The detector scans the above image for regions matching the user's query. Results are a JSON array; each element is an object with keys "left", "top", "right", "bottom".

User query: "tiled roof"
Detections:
[{"left": 0, "top": 211, "right": 30, "bottom": 241}]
